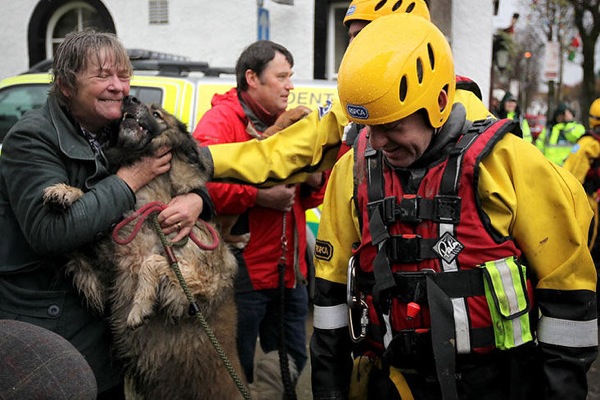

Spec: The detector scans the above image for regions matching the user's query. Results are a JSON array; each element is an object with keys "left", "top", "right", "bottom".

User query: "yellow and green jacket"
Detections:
[{"left": 535, "top": 120, "right": 586, "bottom": 165}]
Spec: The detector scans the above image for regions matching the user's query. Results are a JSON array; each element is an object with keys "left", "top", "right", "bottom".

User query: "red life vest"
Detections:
[{"left": 352, "top": 119, "right": 534, "bottom": 360}]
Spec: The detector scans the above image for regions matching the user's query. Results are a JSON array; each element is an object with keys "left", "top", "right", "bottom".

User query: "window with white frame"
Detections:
[
  {"left": 46, "top": 2, "right": 102, "bottom": 58},
  {"left": 326, "top": 2, "right": 350, "bottom": 80}
]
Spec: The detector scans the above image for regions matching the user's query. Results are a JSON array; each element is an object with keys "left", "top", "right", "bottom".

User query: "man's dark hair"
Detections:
[{"left": 235, "top": 40, "right": 294, "bottom": 92}]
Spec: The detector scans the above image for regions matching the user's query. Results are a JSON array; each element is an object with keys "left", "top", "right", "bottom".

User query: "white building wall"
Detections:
[
  {"left": 451, "top": 0, "right": 494, "bottom": 109},
  {"left": 0, "top": 0, "right": 490, "bottom": 100},
  {"left": 0, "top": 1, "right": 314, "bottom": 81},
  {"left": 2, "top": 2, "right": 38, "bottom": 79}
]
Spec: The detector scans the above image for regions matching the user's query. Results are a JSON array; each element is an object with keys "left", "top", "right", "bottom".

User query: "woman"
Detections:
[{"left": 0, "top": 30, "right": 207, "bottom": 399}]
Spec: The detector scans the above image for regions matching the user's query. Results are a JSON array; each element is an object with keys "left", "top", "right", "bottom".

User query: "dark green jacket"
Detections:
[{"left": 0, "top": 94, "right": 135, "bottom": 392}]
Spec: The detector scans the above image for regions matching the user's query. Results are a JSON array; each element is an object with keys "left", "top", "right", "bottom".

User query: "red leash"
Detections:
[{"left": 112, "top": 201, "right": 220, "bottom": 250}]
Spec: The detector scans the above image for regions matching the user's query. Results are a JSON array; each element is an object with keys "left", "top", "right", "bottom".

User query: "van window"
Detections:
[
  {"left": 0, "top": 84, "right": 49, "bottom": 142},
  {"left": 130, "top": 86, "right": 163, "bottom": 106},
  {"left": 0, "top": 84, "right": 163, "bottom": 144}
]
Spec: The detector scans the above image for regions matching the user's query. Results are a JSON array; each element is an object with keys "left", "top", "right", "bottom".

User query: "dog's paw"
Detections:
[{"left": 43, "top": 183, "right": 84, "bottom": 211}]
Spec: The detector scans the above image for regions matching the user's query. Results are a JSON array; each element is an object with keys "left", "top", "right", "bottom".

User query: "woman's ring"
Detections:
[{"left": 176, "top": 222, "right": 182, "bottom": 230}]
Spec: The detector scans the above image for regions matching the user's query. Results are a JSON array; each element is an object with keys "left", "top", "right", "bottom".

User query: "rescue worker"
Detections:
[
  {"left": 202, "top": 0, "right": 492, "bottom": 188},
  {"left": 535, "top": 102, "right": 586, "bottom": 165},
  {"left": 310, "top": 14, "right": 598, "bottom": 400},
  {"left": 495, "top": 92, "right": 532, "bottom": 143},
  {"left": 563, "top": 97, "right": 600, "bottom": 316}
]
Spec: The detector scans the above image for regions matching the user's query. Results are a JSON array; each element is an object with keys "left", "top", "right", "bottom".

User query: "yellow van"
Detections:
[{"left": 0, "top": 71, "right": 337, "bottom": 146}]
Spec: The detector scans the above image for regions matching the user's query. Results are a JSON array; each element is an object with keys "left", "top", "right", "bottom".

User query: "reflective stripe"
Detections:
[
  {"left": 496, "top": 258, "right": 520, "bottom": 316},
  {"left": 313, "top": 304, "right": 349, "bottom": 330},
  {"left": 452, "top": 298, "right": 471, "bottom": 354},
  {"left": 538, "top": 316, "right": 598, "bottom": 347}
]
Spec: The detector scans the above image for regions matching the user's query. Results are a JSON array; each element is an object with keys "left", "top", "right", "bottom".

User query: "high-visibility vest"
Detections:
[{"left": 537, "top": 121, "right": 586, "bottom": 165}]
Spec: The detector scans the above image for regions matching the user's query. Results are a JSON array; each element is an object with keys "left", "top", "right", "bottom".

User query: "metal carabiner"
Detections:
[
  {"left": 347, "top": 256, "right": 358, "bottom": 307},
  {"left": 346, "top": 256, "right": 368, "bottom": 342},
  {"left": 348, "top": 297, "right": 369, "bottom": 343}
]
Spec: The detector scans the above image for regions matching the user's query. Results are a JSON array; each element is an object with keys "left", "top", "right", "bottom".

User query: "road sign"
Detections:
[
  {"left": 543, "top": 41, "right": 560, "bottom": 82},
  {"left": 258, "top": 7, "right": 269, "bottom": 40}
]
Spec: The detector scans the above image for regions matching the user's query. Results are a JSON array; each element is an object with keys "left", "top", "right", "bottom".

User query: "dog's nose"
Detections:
[{"left": 123, "top": 96, "right": 141, "bottom": 106}]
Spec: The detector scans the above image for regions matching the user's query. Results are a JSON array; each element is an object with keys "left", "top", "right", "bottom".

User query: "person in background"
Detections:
[
  {"left": 563, "top": 97, "right": 600, "bottom": 318},
  {"left": 202, "top": 0, "right": 495, "bottom": 189},
  {"left": 310, "top": 13, "right": 597, "bottom": 399},
  {"left": 495, "top": 92, "right": 532, "bottom": 142},
  {"left": 535, "top": 102, "right": 586, "bottom": 165},
  {"left": 0, "top": 30, "right": 208, "bottom": 399},
  {"left": 193, "top": 40, "right": 326, "bottom": 398}
]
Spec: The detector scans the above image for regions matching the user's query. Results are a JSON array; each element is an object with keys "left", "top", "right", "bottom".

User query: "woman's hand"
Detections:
[
  {"left": 157, "top": 192, "right": 204, "bottom": 242},
  {"left": 116, "top": 146, "right": 172, "bottom": 192}
]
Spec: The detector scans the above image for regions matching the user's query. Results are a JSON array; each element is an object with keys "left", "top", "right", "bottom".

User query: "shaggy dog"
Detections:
[{"left": 43, "top": 96, "right": 246, "bottom": 400}]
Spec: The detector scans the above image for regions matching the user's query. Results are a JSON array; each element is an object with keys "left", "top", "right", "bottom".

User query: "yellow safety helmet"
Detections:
[
  {"left": 338, "top": 13, "right": 455, "bottom": 128},
  {"left": 343, "top": 0, "right": 431, "bottom": 26},
  {"left": 589, "top": 98, "right": 600, "bottom": 128}
]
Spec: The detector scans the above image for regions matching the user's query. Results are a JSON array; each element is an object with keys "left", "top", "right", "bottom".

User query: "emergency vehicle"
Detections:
[{"left": 0, "top": 54, "right": 338, "bottom": 148}]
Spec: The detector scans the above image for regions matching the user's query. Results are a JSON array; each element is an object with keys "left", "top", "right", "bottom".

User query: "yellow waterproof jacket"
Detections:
[
  {"left": 205, "top": 89, "right": 491, "bottom": 188},
  {"left": 563, "top": 134, "right": 600, "bottom": 250},
  {"left": 311, "top": 111, "right": 597, "bottom": 399}
]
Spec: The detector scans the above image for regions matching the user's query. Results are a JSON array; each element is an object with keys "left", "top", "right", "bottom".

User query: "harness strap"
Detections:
[
  {"left": 426, "top": 275, "right": 458, "bottom": 400},
  {"left": 356, "top": 268, "right": 485, "bottom": 302},
  {"left": 368, "top": 195, "right": 462, "bottom": 225}
]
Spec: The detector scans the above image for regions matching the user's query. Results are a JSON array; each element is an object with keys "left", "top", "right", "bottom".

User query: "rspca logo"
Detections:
[
  {"left": 432, "top": 232, "right": 464, "bottom": 264},
  {"left": 346, "top": 104, "right": 369, "bottom": 120},
  {"left": 315, "top": 239, "right": 333, "bottom": 261},
  {"left": 345, "top": 5, "right": 356, "bottom": 17}
]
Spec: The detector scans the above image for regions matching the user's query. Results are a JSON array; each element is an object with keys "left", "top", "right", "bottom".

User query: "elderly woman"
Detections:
[{"left": 0, "top": 30, "right": 206, "bottom": 399}]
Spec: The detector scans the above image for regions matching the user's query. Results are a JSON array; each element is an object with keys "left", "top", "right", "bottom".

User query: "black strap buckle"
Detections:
[
  {"left": 387, "top": 234, "right": 422, "bottom": 263},
  {"left": 434, "top": 195, "right": 461, "bottom": 223}
]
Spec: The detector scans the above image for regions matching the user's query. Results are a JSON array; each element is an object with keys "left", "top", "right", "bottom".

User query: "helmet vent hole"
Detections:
[
  {"left": 404, "top": 2, "right": 415, "bottom": 13},
  {"left": 427, "top": 43, "right": 435, "bottom": 70},
  {"left": 375, "top": 0, "right": 387, "bottom": 12},
  {"left": 416, "top": 58, "right": 424, "bottom": 84},
  {"left": 399, "top": 76, "right": 408, "bottom": 102},
  {"left": 392, "top": 1, "right": 404, "bottom": 12}
]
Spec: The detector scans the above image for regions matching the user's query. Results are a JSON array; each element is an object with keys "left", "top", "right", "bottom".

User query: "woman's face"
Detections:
[{"left": 62, "top": 49, "right": 131, "bottom": 133}]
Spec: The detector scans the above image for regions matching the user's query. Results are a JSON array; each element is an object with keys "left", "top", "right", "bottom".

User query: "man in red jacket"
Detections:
[{"left": 193, "top": 40, "right": 325, "bottom": 397}]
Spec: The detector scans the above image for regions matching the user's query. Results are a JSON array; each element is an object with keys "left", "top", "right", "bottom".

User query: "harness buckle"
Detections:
[
  {"left": 387, "top": 234, "right": 422, "bottom": 263},
  {"left": 367, "top": 196, "right": 397, "bottom": 225},
  {"left": 397, "top": 194, "right": 421, "bottom": 224},
  {"left": 434, "top": 195, "right": 462, "bottom": 224}
]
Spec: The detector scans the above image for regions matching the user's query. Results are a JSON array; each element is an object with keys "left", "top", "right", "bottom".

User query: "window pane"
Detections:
[
  {"left": 130, "top": 87, "right": 163, "bottom": 106},
  {"left": 0, "top": 84, "right": 50, "bottom": 142},
  {"left": 81, "top": 8, "right": 102, "bottom": 30},
  {"left": 54, "top": 10, "right": 79, "bottom": 37}
]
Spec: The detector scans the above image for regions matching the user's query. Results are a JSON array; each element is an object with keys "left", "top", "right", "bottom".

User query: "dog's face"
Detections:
[
  {"left": 116, "top": 96, "right": 165, "bottom": 151},
  {"left": 101, "top": 97, "right": 202, "bottom": 174}
]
